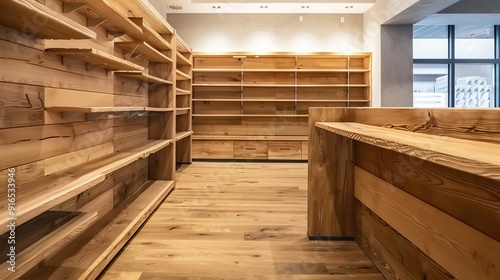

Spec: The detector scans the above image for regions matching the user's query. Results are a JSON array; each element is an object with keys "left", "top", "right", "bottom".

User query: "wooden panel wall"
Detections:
[{"left": 308, "top": 107, "right": 500, "bottom": 280}]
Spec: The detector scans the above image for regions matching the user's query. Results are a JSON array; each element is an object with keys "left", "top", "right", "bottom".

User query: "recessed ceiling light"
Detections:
[
  {"left": 260, "top": 5, "right": 268, "bottom": 9},
  {"left": 301, "top": 5, "right": 310, "bottom": 9},
  {"left": 345, "top": 5, "right": 354, "bottom": 9},
  {"left": 168, "top": 5, "right": 182, "bottom": 10},
  {"left": 212, "top": 5, "right": 220, "bottom": 9}
]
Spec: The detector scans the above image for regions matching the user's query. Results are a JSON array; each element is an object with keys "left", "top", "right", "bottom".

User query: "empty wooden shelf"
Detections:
[
  {"left": 175, "top": 131, "right": 194, "bottom": 141},
  {"left": 46, "top": 48, "right": 144, "bottom": 71},
  {"left": 177, "top": 52, "right": 192, "bottom": 66},
  {"left": 0, "top": 140, "right": 172, "bottom": 231},
  {"left": 32, "top": 180, "right": 175, "bottom": 280},
  {"left": 129, "top": 17, "right": 173, "bottom": 50},
  {"left": 115, "top": 41, "right": 173, "bottom": 63},
  {"left": 176, "top": 88, "right": 191, "bottom": 95},
  {"left": 193, "top": 135, "right": 308, "bottom": 141},
  {"left": 120, "top": 0, "right": 175, "bottom": 35},
  {"left": 176, "top": 69, "right": 191, "bottom": 80},
  {"left": 0, "top": 212, "right": 97, "bottom": 280},
  {"left": 114, "top": 71, "right": 173, "bottom": 84},
  {"left": 0, "top": 0, "right": 96, "bottom": 39},
  {"left": 67, "top": 0, "right": 143, "bottom": 39}
]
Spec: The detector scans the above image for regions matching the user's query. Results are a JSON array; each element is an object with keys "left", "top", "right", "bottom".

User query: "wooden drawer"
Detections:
[
  {"left": 268, "top": 141, "right": 302, "bottom": 160},
  {"left": 234, "top": 141, "right": 268, "bottom": 159},
  {"left": 192, "top": 140, "right": 234, "bottom": 159},
  {"left": 302, "top": 141, "right": 308, "bottom": 160}
]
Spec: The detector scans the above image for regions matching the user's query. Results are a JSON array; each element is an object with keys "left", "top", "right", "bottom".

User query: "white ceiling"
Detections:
[{"left": 149, "top": 0, "right": 375, "bottom": 14}]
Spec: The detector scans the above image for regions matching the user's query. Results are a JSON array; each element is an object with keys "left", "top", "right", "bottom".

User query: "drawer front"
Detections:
[
  {"left": 302, "top": 141, "right": 308, "bottom": 160},
  {"left": 192, "top": 140, "right": 234, "bottom": 159},
  {"left": 234, "top": 141, "right": 268, "bottom": 159},
  {"left": 268, "top": 141, "right": 302, "bottom": 160}
]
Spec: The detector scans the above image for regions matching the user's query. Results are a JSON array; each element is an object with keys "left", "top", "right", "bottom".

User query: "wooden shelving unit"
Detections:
[
  {"left": 0, "top": 0, "right": 96, "bottom": 39},
  {"left": 64, "top": 0, "right": 143, "bottom": 39},
  {"left": 46, "top": 48, "right": 144, "bottom": 71},
  {"left": 115, "top": 41, "right": 173, "bottom": 63},
  {"left": 174, "top": 32, "right": 193, "bottom": 165},
  {"left": 114, "top": 71, "right": 173, "bottom": 84},
  {"left": 192, "top": 52, "right": 372, "bottom": 160},
  {"left": 0, "top": 0, "right": 187, "bottom": 278}
]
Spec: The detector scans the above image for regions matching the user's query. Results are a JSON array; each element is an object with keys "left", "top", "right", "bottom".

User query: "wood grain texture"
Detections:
[
  {"left": 354, "top": 200, "right": 454, "bottom": 280},
  {"left": 0, "top": 0, "right": 96, "bottom": 40},
  {"left": 316, "top": 122, "right": 500, "bottom": 181},
  {"left": 0, "top": 82, "right": 44, "bottom": 129},
  {"left": 31, "top": 180, "right": 175, "bottom": 280},
  {"left": 355, "top": 167, "right": 500, "bottom": 280},
  {"left": 307, "top": 108, "right": 351, "bottom": 237},
  {"left": 101, "top": 162, "right": 382, "bottom": 279},
  {"left": 355, "top": 141, "right": 500, "bottom": 241}
]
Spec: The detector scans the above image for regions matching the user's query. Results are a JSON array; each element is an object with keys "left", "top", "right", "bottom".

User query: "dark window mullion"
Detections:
[{"left": 449, "top": 25, "right": 455, "bottom": 108}]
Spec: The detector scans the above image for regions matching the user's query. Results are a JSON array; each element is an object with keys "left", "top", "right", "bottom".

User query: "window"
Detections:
[{"left": 413, "top": 24, "right": 499, "bottom": 108}]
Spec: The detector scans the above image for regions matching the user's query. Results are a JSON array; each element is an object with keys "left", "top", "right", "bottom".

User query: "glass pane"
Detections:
[
  {"left": 413, "top": 25, "right": 448, "bottom": 59},
  {"left": 455, "top": 25, "right": 495, "bottom": 59},
  {"left": 413, "top": 64, "right": 449, "bottom": 108},
  {"left": 455, "top": 64, "right": 495, "bottom": 107}
]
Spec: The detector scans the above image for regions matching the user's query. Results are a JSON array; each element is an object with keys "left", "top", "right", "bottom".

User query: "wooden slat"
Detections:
[
  {"left": 120, "top": 0, "right": 174, "bottom": 34},
  {"left": 316, "top": 122, "right": 500, "bottom": 181},
  {"left": 0, "top": 212, "right": 97, "bottom": 280},
  {"left": 69, "top": 0, "right": 143, "bottom": 39},
  {"left": 176, "top": 88, "right": 191, "bottom": 95},
  {"left": 193, "top": 135, "right": 308, "bottom": 141},
  {"left": 176, "top": 108, "right": 190, "bottom": 115},
  {"left": 192, "top": 140, "right": 234, "bottom": 159},
  {"left": 129, "top": 17, "right": 172, "bottom": 50},
  {"left": 0, "top": 140, "right": 172, "bottom": 232},
  {"left": 176, "top": 69, "right": 191, "bottom": 81},
  {"left": 193, "top": 114, "right": 308, "bottom": 118},
  {"left": 355, "top": 141, "right": 500, "bottom": 241},
  {"left": 46, "top": 48, "right": 144, "bottom": 71},
  {"left": 175, "top": 131, "right": 194, "bottom": 142},
  {"left": 33, "top": 180, "right": 175, "bottom": 280},
  {"left": 45, "top": 106, "right": 173, "bottom": 113},
  {"left": 0, "top": 82, "right": 44, "bottom": 129},
  {"left": 0, "top": 0, "right": 96, "bottom": 39},
  {"left": 115, "top": 42, "right": 172, "bottom": 63},
  {"left": 114, "top": 71, "right": 172, "bottom": 84},
  {"left": 355, "top": 167, "right": 500, "bottom": 280}
]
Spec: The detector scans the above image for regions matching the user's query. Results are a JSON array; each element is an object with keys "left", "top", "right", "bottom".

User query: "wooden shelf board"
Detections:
[
  {"left": 194, "top": 83, "right": 367, "bottom": 88},
  {"left": 0, "top": 212, "right": 97, "bottom": 279},
  {"left": 0, "top": 140, "right": 172, "bottom": 232},
  {"left": 193, "top": 68, "right": 369, "bottom": 73},
  {"left": 298, "top": 99, "right": 371, "bottom": 103},
  {"left": 176, "top": 108, "right": 190, "bottom": 115},
  {"left": 145, "top": 107, "right": 174, "bottom": 112},
  {"left": 193, "top": 135, "right": 308, "bottom": 141},
  {"left": 45, "top": 106, "right": 173, "bottom": 113},
  {"left": 315, "top": 122, "right": 500, "bottom": 181},
  {"left": 192, "top": 99, "right": 370, "bottom": 103},
  {"left": 176, "top": 69, "right": 191, "bottom": 80},
  {"left": 176, "top": 131, "right": 194, "bottom": 141},
  {"left": 176, "top": 88, "right": 191, "bottom": 95},
  {"left": 46, "top": 48, "right": 144, "bottom": 71},
  {"left": 120, "top": 0, "right": 174, "bottom": 34},
  {"left": 74, "top": 0, "right": 143, "bottom": 40},
  {"left": 129, "top": 17, "right": 172, "bottom": 50},
  {"left": 114, "top": 71, "right": 172, "bottom": 84},
  {"left": 193, "top": 114, "right": 308, "bottom": 118},
  {"left": 176, "top": 52, "right": 192, "bottom": 66},
  {"left": 0, "top": 0, "right": 96, "bottom": 39},
  {"left": 35, "top": 180, "right": 175, "bottom": 280},
  {"left": 115, "top": 41, "right": 172, "bottom": 63},
  {"left": 176, "top": 35, "right": 191, "bottom": 53}
]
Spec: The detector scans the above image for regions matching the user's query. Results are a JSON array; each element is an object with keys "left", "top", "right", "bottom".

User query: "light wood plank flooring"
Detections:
[{"left": 100, "top": 162, "right": 383, "bottom": 280}]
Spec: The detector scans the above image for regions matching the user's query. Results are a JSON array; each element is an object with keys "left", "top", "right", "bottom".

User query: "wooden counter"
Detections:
[{"left": 308, "top": 108, "right": 500, "bottom": 280}]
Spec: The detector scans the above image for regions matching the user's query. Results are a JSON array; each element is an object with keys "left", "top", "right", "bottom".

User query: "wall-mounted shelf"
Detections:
[
  {"left": 0, "top": 0, "right": 96, "bottom": 39},
  {"left": 0, "top": 140, "right": 172, "bottom": 230},
  {"left": 192, "top": 53, "right": 371, "bottom": 160},
  {"left": 177, "top": 52, "right": 192, "bottom": 66},
  {"left": 46, "top": 48, "right": 144, "bottom": 71},
  {"left": 193, "top": 135, "right": 308, "bottom": 141},
  {"left": 115, "top": 41, "right": 173, "bottom": 63},
  {"left": 176, "top": 88, "right": 191, "bottom": 95},
  {"left": 120, "top": 0, "right": 175, "bottom": 35},
  {"left": 45, "top": 106, "right": 173, "bottom": 113},
  {"left": 114, "top": 71, "right": 173, "bottom": 84},
  {"left": 176, "top": 108, "right": 190, "bottom": 115},
  {"left": 129, "top": 17, "right": 172, "bottom": 51},
  {"left": 175, "top": 131, "right": 194, "bottom": 141},
  {"left": 66, "top": 0, "right": 143, "bottom": 39},
  {"left": 0, "top": 211, "right": 97, "bottom": 279},
  {"left": 176, "top": 70, "right": 191, "bottom": 81}
]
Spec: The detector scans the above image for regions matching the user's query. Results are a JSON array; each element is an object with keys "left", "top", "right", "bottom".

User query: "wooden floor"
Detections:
[{"left": 100, "top": 162, "right": 383, "bottom": 280}]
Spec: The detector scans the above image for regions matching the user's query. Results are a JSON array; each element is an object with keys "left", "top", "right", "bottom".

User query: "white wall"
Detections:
[{"left": 166, "top": 14, "right": 364, "bottom": 53}]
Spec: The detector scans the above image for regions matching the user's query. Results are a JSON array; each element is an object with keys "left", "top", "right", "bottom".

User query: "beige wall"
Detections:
[{"left": 166, "top": 14, "right": 364, "bottom": 53}]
